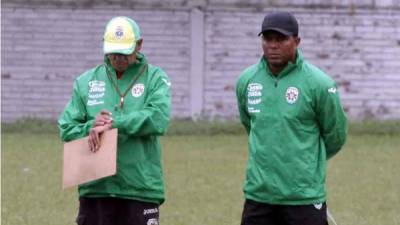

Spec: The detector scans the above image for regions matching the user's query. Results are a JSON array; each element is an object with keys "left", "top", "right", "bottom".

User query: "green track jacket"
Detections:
[
  {"left": 58, "top": 52, "right": 171, "bottom": 204},
  {"left": 236, "top": 50, "right": 347, "bottom": 205}
]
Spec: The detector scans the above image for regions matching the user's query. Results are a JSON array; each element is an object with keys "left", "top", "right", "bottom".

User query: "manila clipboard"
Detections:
[{"left": 63, "top": 128, "right": 118, "bottom": 189}]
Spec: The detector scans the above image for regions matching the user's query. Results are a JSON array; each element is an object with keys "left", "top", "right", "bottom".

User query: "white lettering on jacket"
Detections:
[
  {"left": 88, "top": 80, "right": 106, "bottom": 93},
  {"left": 247, "top": 83, "right": 263, "bottom": 92},
  {"left": 248, "top": 107, "right": 260, "bottom": 113},
  {"left": 248, "top": 98, "right": 261, "bottom": 105},
  {"left": 143, "top": 208, "right": 159, "bottom": 215},
  {"left": 88, "top": 93, "right": 105, "bottom": 99},
  {"left": 87, "top": 80, "right": 106, "bottom": 106},
  {"left": 248, "top": 91, "right": 261, "bottom": 97},
  {"left": 87, "top": 99, "right": 104, "bottom": 106}
]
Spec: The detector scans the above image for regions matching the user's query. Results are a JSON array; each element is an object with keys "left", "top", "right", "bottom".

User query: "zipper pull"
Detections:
[{"left": 120, "top": 97, "right": 124, "bottom": 109}]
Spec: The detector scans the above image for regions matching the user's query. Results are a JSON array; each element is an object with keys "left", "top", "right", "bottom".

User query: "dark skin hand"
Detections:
[{"left": 88, "top": 110, "right": 113, "bottom": 152}]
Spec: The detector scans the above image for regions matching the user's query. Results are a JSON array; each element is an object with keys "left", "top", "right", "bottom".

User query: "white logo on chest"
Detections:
[
  {"left": 88, "top": 80, "right": 106, "bottom": 94},
  {"left": 132, "top": 83, "right": 145, "bottom": 97},
  {"left": 285, "top": 87, "right": 299, "bottom": 104},
  {"left": 247, "top": 83, "right": 263, "bottom": 92},
  {"left": 87, "top": 80, "right": 106, "bottom": 106}
]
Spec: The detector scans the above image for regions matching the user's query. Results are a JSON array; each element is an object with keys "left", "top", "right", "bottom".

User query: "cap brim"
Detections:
[
  {"left": 258, "top": 28, "right": 292, "bottom": 36},
  {"left": 103, "top": 42, "right": 136, "bottom": 55}
]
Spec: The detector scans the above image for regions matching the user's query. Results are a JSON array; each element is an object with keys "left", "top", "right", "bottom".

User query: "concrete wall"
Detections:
[
  {"left": 1, "top": 6, "right": 192, "bottom": 120},
  {"left": 2, "top": 0, "right": 400, "bottom": 121}
]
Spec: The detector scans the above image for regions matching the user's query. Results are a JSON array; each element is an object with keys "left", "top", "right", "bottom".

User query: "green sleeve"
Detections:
[
  {"left": 58, "top": 80, "right": 94, "bottom": 142},
  {"left": 316, "top": 81, "right": 348, "bottom": 159},
  {"left": 236, "top": 76, "right": 251, "bottom": 134},
  {"left": 112, "top": 72, "right": 171, "bottom": 136}
]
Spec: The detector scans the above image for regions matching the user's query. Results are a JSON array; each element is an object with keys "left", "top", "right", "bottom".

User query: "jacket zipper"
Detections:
[{"left": 273, "top": 77, "right": 278, "bottom": 87}]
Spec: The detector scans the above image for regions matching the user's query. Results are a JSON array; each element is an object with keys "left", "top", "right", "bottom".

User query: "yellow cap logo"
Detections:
[{"left": 115, "top": 26, "right": 124, "bottom": 39}]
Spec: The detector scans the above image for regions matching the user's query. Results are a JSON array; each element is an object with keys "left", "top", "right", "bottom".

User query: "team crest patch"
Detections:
[
  {"left": 285, "top": 87, "right": 299, "bottom": 104},
  {"left": 132, "top": 83, "right": 145, "bottom": 97}
]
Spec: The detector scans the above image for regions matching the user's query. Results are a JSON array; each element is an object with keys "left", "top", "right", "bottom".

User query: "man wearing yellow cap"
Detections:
[{"left": 58, "top": 16, "right": 171, "bottom": 225}]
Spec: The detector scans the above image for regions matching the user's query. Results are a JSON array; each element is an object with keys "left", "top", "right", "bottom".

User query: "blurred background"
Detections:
[{"left": 2, "top": 0, "right": 400, "bottom": 122}]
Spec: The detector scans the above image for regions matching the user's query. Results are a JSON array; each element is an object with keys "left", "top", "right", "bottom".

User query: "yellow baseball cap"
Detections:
[{"left": 103, "top": 16, "right": 141, "bottom": 55}]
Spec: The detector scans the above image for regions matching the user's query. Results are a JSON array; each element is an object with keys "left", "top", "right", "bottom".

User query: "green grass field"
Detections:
[{"left": 2, "top": 120, "right": 400, "bottom": 225}]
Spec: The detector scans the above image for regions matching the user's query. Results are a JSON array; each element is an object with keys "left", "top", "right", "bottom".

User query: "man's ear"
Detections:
[
  {"left": 295, "top": 37, "right": 301, "bottom": 47},
  {"left": 135, "top": 39, "right": 143, "bottom": 52}
]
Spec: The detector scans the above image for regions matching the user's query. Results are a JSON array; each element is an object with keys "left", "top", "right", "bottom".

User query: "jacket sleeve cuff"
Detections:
[
  {"left": 112, "top": 116, "right": 122, "bottom": 130},
  {"left": 84, "top": 120, "right": 95, "bottom": 135}
]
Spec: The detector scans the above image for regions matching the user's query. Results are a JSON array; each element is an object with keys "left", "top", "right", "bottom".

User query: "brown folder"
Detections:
[{"left": 62, "top": 129, "right": 118, "bottom": 189}]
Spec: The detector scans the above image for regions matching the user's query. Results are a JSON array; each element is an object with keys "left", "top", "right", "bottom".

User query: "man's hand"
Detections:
[
  {"left": 88, "top": 123, "right": 112, "bottom": 152},
  {"left": 94, "top": 110, "right": 113, "bottom": 127},
  {"left": 89, "top": 110, "right": 113, "bottom": 152}
]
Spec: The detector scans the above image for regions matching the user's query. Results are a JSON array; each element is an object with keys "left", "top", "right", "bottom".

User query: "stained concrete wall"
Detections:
[{"left": 2, "top": 0, "right": 400, "bottom": 121}]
